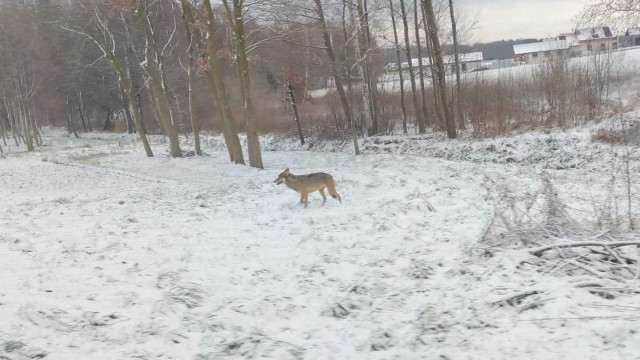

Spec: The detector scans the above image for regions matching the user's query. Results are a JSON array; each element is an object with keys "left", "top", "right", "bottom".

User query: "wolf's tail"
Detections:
[{"left": 327, "top": 177, "right": 342, "bottom": 203}]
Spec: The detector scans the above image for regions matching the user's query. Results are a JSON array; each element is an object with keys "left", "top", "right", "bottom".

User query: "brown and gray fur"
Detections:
[{"left": 274, "top": 168, "right": 342, "bottom": 208}]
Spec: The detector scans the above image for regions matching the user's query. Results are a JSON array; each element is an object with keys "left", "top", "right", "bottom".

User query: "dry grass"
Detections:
[{"left": 592, "top": 128, "right": 629, "bottom": 144}]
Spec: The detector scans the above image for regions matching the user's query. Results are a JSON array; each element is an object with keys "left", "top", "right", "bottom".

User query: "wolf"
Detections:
[{"left": 274, "top": 168, "right": 342, "bottom": 208}]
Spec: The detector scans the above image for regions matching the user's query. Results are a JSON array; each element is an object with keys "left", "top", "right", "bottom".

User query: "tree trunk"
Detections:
[
  {"left": 400, "top": 0, "right": 424, "bottom": 132},
  {"left": 201, "top": 0, "right": 245, "bottom": 164},
  {"left": 0, "top": 107, "right": 8, "bottom": 147},
  {"left": 222, "top": 0, "right": 263, "bottom": 168},
  {"left": 119, "top": 88, "right": 135, "bottom": 134},
  {"left": 103, "top": 107, "right": 112, "bottom": 131},
  {"left": 187, "top": 54, "right": 202, "bottom": 156},
  {"left": 76, "top": 90, "right": 87, "bottom": 132},
  {"left": 448, "top": 0, "right": 465, "bottom": 130},
  {"left": 69, "top": 14, "right": 155, "bottom": 156},
  {"left": 313, "top": 0, "right": 360, "bottom": 155},
  {"left": 414, "top": 0, "right": 429, "bottom": 132},
  {"left": 181, "top": 5, "right": 202, "bottom": 156},
  {"left": 362, "top": 0, "right": 380, "bottom": 133},
  {"left": 421, "top": 1, "right": 444, "bottom": 127},
  {"left": 137, "top": 4, "right": 182, "bottom": 157},
  {"left": 109, "top": 56, "right": 153, "bottom": 156},
  {"left": 343, "top": 0, "right": 354, "bottom": 130},
  {"left": 65, "top": 98, "right": 78, "bottom": 139},
  {"left": 389, "top": 0, "right": 408, "bottom": 134},
  {"left": 287, "top": 84, "right": 305, "bottom": 145},
  {"left": 423, "top": 0, "right": 456, "bottom": 139},
  {"left": 356, "top": 0, "right": 378, "bottom": 135}
]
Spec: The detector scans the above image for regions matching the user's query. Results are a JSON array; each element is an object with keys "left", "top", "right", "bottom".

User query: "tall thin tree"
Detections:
[
  {"left": 399, "top": 0, "right": 424, "bottom": 132},
  {"left": 389, "top": 0, "right": 408, "bottom": 134},
  {"left": 202, "top": 0, "right": 246, "bottom": 164},
  {"left": 222, "top": 0, "right": 264, "bottom": 168},
  {"left": 413, "top": 0, "right": 428, "bottom": 132},
  {"left": 449, "top": 0, "right": 465, "bottom": 129},
  {"left": 136, "top": 2, "right": 182, "bottom": 157},
  {"left": 313, "top": 0, "right": 360, "bottom": 155},
  {"left": 423, "top": 0, "right": 456, "bottom": 138}
]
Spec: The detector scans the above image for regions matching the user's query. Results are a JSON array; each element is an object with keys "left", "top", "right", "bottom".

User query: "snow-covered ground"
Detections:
[{"left": 2, "top": 124, "right": 640, "bottom": 359}]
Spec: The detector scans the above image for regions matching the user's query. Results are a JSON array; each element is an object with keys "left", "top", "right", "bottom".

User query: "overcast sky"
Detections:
[{"left": 459, "top": 0, "right": 590, "bottom": 42}]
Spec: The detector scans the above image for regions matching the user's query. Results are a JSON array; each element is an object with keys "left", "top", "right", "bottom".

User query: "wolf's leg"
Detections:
[
  {"left": 300, "top": 193, "right": 304, "bottom": 204},
  {"left": 303, "top": 193, "right": 309, "bottom": 209},
  {"left": 319, "top": 188, "right": 327, "bottom": 205}
]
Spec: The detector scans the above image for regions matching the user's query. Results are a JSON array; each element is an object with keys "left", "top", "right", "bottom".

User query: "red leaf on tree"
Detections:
[
  {"left": 106, "top": 0, "right": 136, "bottom": 15},
  {"left": 196, "top": 58, "right": 209, "bottom": 76},
  {"left": 216, "top": 40, "right": 234, "bottom": 61}
]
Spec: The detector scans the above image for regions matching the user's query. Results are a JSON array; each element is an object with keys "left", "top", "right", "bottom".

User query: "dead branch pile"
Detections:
[{"left": 482, "top": 174, "right": 640, "bottom": 300}]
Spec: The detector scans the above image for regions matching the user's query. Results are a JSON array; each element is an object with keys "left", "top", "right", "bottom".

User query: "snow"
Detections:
[
  {"left": 574, "top": 26, "right": 615, "bottom": 42},
  {"left": 513, "top": 40, "right": 570, "bottom": 55},
  {"left": 2, "top": 122, "right": 640, "bottom": 359},
  {"left": 312, "top": 47, "right": 640, "bottom": 98},
  {"left": 402, "top": 52, "right": 484, "bottom": 68}
]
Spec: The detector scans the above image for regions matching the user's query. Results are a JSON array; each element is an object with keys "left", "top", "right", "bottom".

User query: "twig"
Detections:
[
  {"left": 530, "top": 241, "right": 640, "bottom": 257},
  {"left": 519, "top": 315, "right": 640, "bottom": 322},
  {"left": 491, "top": 290, "right": 541, "bottom": 306}
]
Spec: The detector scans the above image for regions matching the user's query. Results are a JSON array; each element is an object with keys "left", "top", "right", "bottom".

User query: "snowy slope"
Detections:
[
  {"left": 1, "top": 131, "right": 640, "bottom": 359},
  {"left": 315, "top": 47, "right": 640, "bottom": 97}
]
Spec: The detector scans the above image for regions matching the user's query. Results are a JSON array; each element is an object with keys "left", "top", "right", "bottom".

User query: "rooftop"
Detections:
[
  {"left": 574, "top": 26, "right": 615, "bottom": 41},
  {"left": 513, "top": 40, "right": 570, "bottom": 55}
]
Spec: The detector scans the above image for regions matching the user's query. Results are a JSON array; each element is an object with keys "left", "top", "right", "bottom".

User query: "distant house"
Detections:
[
  {"left": 565, "top": 26, "right": 618, "bottom": 53},
  {"left": 384, "top": 62, "right": 399, "bottom": 72},
  {"left": 399, "top": 52, "right": 484, "bottom": 74},
  {"left": 619, "top": 28, "right": 640, "bottom": 48},
  {"left": 443, "top": 52, "right": 484, "bottom": 73},
  {"left": 512, "top": 39, "right": 571, "bottom": 64},
  {"left": 513, "top": 26, "right": 619, "bottom": 64}
]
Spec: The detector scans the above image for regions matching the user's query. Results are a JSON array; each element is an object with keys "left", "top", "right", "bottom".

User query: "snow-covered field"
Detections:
[
  {"left": 308, "top": 46, "right": 640, "bottom": 98},
  {"left": 2, "top": 125, "right": 640, "bottom": 359}
]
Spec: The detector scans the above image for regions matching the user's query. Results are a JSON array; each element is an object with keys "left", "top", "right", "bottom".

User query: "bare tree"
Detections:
[
  {"left": 389, "top": 0, "right": 408, "bottom": 134},
  {"left": 222, "top": 0, "right": 264, "bottom": 168},
  {"left": 448, "top": 0, "right": 465, "bottom": 130},
  {"left": 63, "top": 13, "right": 154, "bottom": 157},
  {"left": 413, "top": 0, "right": 428, "bottom": 133},
  {"left": 180, "top": 1, "right": 201, "bottom": 156},
  {"left": 136, "top": 2, "right": 182, "bottom": 157},
  {"left": 181, "top": 1, "right": 244, "bottom": 163},
  {"left": 313, "top": 0, "right": 360, "bottom": 155},
  {"left": 577, "top": 0, "right": 640, "bottom": 29},
  {"left": 201, "top": 0, "right": 246, "bottom": 164},
  {"left": 287, "top": 84, "right": 305, "bottom": 145},
  {"left": 355, "top": 0, "right": 379, "bottom": 135},
  {"left": 399, "top": 0, "right": 424, "bottom": 132},
  {"left": 423, "top": 0, "right": 456, "bottom": 139}
]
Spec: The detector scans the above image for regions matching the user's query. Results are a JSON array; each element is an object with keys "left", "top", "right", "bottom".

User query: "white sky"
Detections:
[{"left": 459, "top": 0, "right": 590, "bottom": 42}]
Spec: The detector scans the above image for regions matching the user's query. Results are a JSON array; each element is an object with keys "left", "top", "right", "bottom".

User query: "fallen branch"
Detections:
[
  {"left": 492, "top": 290, "right": 541, "bottom": 306},
  {"left": 530, "top": 241, "right": 640, "bottom": 257}
]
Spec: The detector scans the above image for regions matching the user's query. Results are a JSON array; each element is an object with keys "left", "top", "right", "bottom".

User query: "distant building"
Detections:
[
  {"left": 512, "top": 39, "right": 571, "bottom": 64},
  {"left": 513, "top": 26, "right": 619, "bottom": 64},
  {"left": 398, "top": 52, "right": 484, "bottom": 74},
  {"left": 443, "top": 52, "right": 484, "bottom": 73},
  {"left": 619, "top": 28, "right": 640, "bottom": 48},
  {"left": 562, "top": 26, "right": 618, "bottom": 54},
  {"left": 384, "top": 62, "right": 399, "bottom": 72}
]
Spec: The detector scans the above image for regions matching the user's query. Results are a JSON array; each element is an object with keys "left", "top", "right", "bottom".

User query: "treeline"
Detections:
[
  {"left": 0, "top": 0, "right": 626, "bottom": 163},
  {"left": 0, "top": 0, "right": 471, "bottom": 163}
]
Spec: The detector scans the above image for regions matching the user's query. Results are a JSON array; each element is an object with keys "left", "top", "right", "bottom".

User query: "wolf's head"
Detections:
[{"left": 274, "top": 168, "right": 290, "bottom": 185}]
